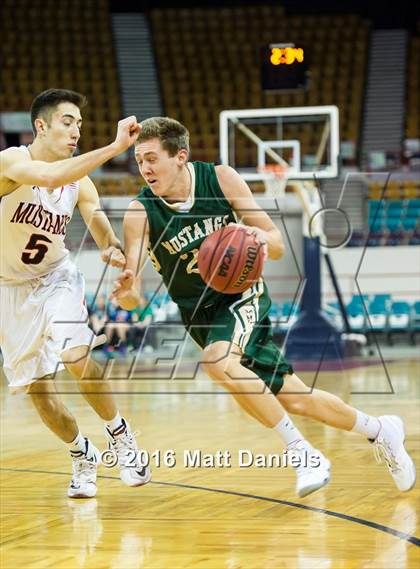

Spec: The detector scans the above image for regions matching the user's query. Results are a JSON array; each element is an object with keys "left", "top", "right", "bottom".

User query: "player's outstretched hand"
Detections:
[
  {"left": 101, "top": 246, "right": 126, "bottom": 269},
  {"left": 228, "top": 222, "right": 268, "bottom": 261},
  {"left": 109, "top": 269, "right": 134, "bottom": 302},
  {"left": 113, "top": 116, "right": 142, "bottom": 153}
]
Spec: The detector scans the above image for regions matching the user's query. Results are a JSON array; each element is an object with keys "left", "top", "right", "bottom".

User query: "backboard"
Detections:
[{"left": 219, "top": 105, "right": 339, "bottom": 182}]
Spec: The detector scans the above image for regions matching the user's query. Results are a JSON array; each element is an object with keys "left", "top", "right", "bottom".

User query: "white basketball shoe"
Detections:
[
  {"left": 372, "top": 415, "right": 416, "bottom": 492},
  {"left": 105, "top": 418, "right": 151, "bottom": 487},
  {"left": 68, "top": 438, "right": 101, "bottom": 499},
  {"left": 288, "top": 442, "right": 331, "bottom": 498}
]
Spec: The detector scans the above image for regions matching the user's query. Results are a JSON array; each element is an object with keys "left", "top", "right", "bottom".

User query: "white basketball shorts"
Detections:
[{"left": 0, "top": 261, "right": 103, "bottom": 392}]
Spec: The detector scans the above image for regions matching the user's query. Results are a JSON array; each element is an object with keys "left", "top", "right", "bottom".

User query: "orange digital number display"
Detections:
[{"left": 270, "top": 47, "right": 304, "bottom": 66}]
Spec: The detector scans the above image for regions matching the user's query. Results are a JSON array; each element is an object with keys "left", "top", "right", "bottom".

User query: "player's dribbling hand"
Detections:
[
  {"left": 113, "top": 116, "right": 142, "bottom": 152},
  {"left": 101, "top": 246, "right": 126, "bottom": 269},
  {"left": 109, "top": 269, "right": 134, "bottom": 301},
  {"left": 228, "top": 222, "right": 268, "bottom": 262}
]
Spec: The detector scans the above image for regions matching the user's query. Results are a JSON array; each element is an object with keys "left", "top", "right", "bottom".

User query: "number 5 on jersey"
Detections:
[{"left": 21, "top": 233, "right": 52, "bottom": 264}]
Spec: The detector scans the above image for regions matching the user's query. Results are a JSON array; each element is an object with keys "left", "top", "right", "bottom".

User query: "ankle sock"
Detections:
[
  {"left": 352, "top": 410, "right": 381, "bottom": 440},
  {"left": 106, "top": 412, "right": 126, "bottom": 436},
  {"left": 273, "top": 413, "right": 307, "bottom": 448},
  {"left": 68, "top": 432, "right": 87, "bottom": 455}
]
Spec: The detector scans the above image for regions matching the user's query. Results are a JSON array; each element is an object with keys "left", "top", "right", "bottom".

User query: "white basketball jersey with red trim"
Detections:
[{"left": 0, "top": 146, "right": 79, "bottom": 281}]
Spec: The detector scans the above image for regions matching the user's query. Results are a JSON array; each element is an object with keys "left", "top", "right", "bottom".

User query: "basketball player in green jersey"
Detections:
[{"left": 111, "top": 117, "right": 415, "bottom": 497}]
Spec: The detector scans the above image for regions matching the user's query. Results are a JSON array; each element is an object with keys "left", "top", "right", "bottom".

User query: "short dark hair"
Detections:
[
  {"left": 30, "top": 88, "right": 87, "bottom": 135},
  {"left": 137, "top": 117, "right": 190, "bottom": 156}
]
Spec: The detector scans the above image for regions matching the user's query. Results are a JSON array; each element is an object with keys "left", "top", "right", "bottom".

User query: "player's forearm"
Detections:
[
  {"left": 106, "top": 236, "right": 122, "bottom": 250},
  {"left": 85, "top": 209, "right": 122, "bottom": 252},
  {"left": 96, "top": 230, "right": 122, "bottom": 252},
  {"left": 41, "top": 142, "right": 123, "bottom": 188},
  {"left": 265, "top": 229, "right": 285, "bottom": 260}
]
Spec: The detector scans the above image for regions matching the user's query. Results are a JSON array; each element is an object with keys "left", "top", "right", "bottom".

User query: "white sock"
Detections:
[
  {"left": 352, "top": 410, "right": 381, "bottom": 440},
  {"left": 67, "top": 432, "right": 86, "bottom": 454},
  {"left": 106, "top": 411, "right": 124, "bottom": 433},
  {"left": 274, "top": 413, "right": 307, "bottom": 448}
]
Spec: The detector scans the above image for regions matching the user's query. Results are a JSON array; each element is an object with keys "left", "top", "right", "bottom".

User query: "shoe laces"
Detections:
[
  {"left": 111, "top": 429, "right": 137, "bottom": 449},
  {"left": 72, "top": 456, "right": 97, "bottom": 481},
  {"left": 109, "top": 429, "right": 140, "bottom": 466},
  {"left": 373, "top": 438, "right": 400, "bottom": 473}
]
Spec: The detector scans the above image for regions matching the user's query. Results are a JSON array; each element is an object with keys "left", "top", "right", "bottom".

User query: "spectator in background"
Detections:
[
  {"left": 104, "top": 298, "right": 131, "bottom": 357},
  {"left": 129, "top": 297, "right": 154, "bottom": 352}
]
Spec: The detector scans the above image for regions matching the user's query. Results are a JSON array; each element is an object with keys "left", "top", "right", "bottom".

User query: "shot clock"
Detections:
[{"left": 261, "top": 43, "right": 309, "bottom": 91}]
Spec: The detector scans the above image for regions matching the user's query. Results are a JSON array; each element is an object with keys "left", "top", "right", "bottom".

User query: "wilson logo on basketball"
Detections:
[
  {"left": 218, "top": 245, "right": 236, "bottom": 277},
  {"left": 232, "top": 246, "right": 259, "bottom": 288}
]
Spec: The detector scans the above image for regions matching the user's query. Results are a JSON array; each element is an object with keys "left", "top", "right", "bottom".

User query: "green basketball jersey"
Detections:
[{"left": 135, "top": 161, "right": 237, "bottom": 309}]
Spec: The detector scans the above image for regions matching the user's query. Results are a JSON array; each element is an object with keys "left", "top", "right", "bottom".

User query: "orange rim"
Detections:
[{"left": 257, "top": 164, "right": 288, "bottom": 179}]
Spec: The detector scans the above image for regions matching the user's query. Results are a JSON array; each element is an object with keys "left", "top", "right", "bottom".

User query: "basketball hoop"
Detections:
[{"left": 257, "top": 164, "right": 289, "bottom": 200}]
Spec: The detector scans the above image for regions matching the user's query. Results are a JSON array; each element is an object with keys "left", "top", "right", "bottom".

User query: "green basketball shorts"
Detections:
[{"left": 179, "top": 280, "right": 293, "bottom": 394}]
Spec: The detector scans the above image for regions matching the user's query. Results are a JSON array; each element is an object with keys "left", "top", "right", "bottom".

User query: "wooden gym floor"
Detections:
[{"left": 0, "top": 356, "right": 419, "bottom": 568}]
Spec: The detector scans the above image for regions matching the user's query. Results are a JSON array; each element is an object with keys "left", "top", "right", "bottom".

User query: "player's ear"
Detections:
[
  {"left": 34, "top": 118, "right": 47, "bottom": 137},
  {"left": 177, "top": 148, "right": 189, "bottom": 164}
]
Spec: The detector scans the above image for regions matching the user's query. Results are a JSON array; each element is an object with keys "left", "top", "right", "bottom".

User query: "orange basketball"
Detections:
[{"left": 197, "top": 225, "right": 264, "bottom": 294}]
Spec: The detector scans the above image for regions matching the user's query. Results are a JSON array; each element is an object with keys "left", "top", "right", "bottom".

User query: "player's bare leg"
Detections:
[
  {"left": 62, "top": 345, "right": 117, "bottom": 421},
  {"left": 278, "top": 373, "right": 416, "bottom": 492},
  {"left": 28, "top": 375, "right": 101, "bottom": 498},
  {"left": 62, "top": 345, "right": 151, "bottom": 488},
  {"left": 203, "top": 342, "right": 285, "bottom": 427},
  {"left": 278, "top": 373, "right": 357, "bottom": 430},
  {"left": 202, "top": 341, "right": 330, "bottom": 497},
  {"left": 28, "top": 375, "right": 79, "bottom": 442}
]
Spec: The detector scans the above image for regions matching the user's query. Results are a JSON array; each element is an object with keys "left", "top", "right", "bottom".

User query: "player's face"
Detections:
[
  {"left": 38, "top": 102, "right": 82, "bottom": 159},
  {"left": 135, "top": 138, "right": 187, "bottom": 197}
]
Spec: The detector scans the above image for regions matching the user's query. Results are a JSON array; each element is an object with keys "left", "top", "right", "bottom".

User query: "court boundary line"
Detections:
[{"left": 1, "top": 467, "right": 419, "bottom": 547}]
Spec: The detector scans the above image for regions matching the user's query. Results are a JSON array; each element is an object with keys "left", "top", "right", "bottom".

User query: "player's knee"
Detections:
[
  {"left": 202, "top": 359, "right": 227, "bottom": 382},
  {"left": 33, "top": 397, "right": 59, "bottom": 418},
  {"left": 29, "top": 387, "right": 58, "bottom": 414},
  {"left": 280, "top": 396, "right": 310, "bottom": 416},
  {"left": 202, "top": 345, "right": 229, "bottom": 381}
]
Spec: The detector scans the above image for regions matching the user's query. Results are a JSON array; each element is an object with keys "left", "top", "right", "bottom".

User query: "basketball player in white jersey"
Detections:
[{"left": 0, "top": 89, "right": 151, "bottom": 498}]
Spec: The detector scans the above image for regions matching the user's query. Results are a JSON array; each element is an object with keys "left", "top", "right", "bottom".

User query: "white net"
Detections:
[
  {"left": 257, "top": 164, "right": 289, "bottom": 201},
  {"left": 258, "top": 167, "right": 325, "bottom": 239}
]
